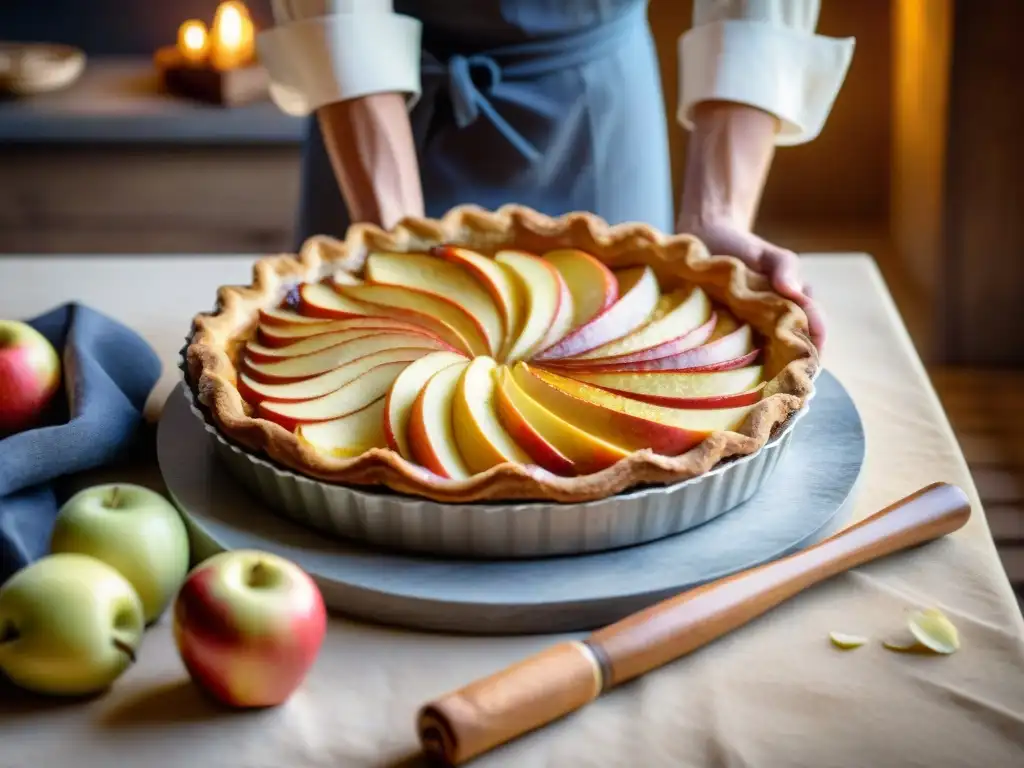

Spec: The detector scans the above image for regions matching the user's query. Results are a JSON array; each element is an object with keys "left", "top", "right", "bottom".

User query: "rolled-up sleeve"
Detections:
[
  {"left": 678, "top": 0, "right": 856, "bottom": 145},
  {"left": 256, "top": 0, "right": 422, "bottom": 117}
]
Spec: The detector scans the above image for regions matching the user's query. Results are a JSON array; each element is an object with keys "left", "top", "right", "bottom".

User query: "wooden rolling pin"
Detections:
[{"left": 417, "top": 482, "right": 972, "bottom": 765}]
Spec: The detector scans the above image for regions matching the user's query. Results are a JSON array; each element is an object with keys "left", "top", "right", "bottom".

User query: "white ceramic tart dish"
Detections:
[{"left": 183, "top": 204, "right": 819, "bottom": 508}]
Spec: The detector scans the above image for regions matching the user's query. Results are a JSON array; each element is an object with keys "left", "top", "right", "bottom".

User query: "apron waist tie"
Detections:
[{"left": 421, "top": 5, "right": 646, "bottom": 163}]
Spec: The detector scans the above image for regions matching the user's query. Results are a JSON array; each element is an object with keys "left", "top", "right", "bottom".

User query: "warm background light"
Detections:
[
  {"left": 210, "top": 1, "right": 255, "bottom": 70},
  {"left": 176, "top": 20, "right": 209, "bottom": 64}
]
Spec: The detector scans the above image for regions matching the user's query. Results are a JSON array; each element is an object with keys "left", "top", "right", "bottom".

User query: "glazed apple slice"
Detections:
[
  {"left": 566, "top": 366, "right": 765, "bottom": 408},
  {"left": 365, "top": 252, "right": 505, "bottom": 357},
  {"left": 495, "top": 366, "right": 629, "bottom": 475},
  {"left": 565, "top": 286, "right": 711, "bottom": 361},
  {"left": 435, "top": 246, "right": 522, "bottom": 360},
  {"left": 453, "top": 357, "right": 532, "bottom": 473},
  {"left": 246, "top": 329, "right": 433, "bottom": 363},
  {"left": 384, "top": 350, "right": 468, "bottom": 459},
  {"left": 259, "top": 306, "right": 334, "bottom": 327},
  {"left": 299, "top": 282, "right": 379, "bottom": 319},
  {"left": 496, "top": 250, "right": 572, "bottom": 361},
  {"left": 543, "top": 249, "right": 617, "bottom": 327},
  {"left": 408, "top": 362, "right": 473, "bottom": 479},
  {"left": 297, "top": 399, "right": 387, "bottom": 457},
  {"left": 259, "top": 360, "right": 412, "bottom": 431},
  {"left": 533, "top": 266, "right": 660, "bottom": 360},
  {"left": 513, "top": 363, "right": 755, "bottom": 456},
  {"left": 258, "top": 316, "right": 429, "bottom": 347},
  {"left": 244, "top": 332, "right": 449, "bottom": 383},
  {"left": 238, "top": 348, "right": 430, "bottom": 404},
  {"left": 492, "top": 370, "right": 576, "bottom": 475},
  {"left": 340, "top": 283, "right": 489, "bottom": 356}
]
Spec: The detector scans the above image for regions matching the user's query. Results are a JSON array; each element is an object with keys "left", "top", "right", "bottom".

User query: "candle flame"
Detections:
[
  {"left": 213, "top": 2, "right": 249, "bottom": 48},
  {"left": 177, "top": 20, "right": 209, "bottom": 62}
]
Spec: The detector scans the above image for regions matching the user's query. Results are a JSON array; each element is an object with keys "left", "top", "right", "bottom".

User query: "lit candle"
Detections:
[
  {"left": 177, "top": 19, "right": 209, "bottom": 65},
  {"left": 210, "top": 1, "right": 255, "bottom": 70}
]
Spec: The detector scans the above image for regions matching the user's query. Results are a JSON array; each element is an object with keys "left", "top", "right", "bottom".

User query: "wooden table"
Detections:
[{"left": 2, "top": 253, "right": 1023, "bottom": 768}]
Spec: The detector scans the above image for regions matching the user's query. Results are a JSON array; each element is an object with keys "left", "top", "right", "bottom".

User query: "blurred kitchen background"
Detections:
[{"left": 1, "top": 1, "right": 1021, "bottom": 597}]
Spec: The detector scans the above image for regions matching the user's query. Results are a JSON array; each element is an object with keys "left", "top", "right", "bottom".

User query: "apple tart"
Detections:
[{"left": 185, "top": 205, "right": 818, "bottom": 503}]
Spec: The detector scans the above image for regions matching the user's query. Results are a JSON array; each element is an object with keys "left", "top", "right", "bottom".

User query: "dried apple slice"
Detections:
[
  {"left": 340, "top": 283, "right": 489, "bottom": 357},
  {"left": 297, "top": 399, "right": 387, "bottom": 457},
  {"left": 244, "top": 332, "right": 450, "bottom": 383},
  {"left": 258, "top": 360, "right": 412, "bottom": 430},
  {"left": 409, "top": 362, "right": 473, "bottom": 479},
  {"left": 238, "top": 348, "right": 430, "bottom": 404},
  {"left": 384, "top": 350, "right": 468, "bottom": 459},
  {"left": 495, "top": 367, "right": 628, "bottom": 475},
  {"left": 496, "top": 250, "right": 570, "bottom": 362},
  {"left": 533, "top": 266, "right": 660, "bottom": 360},
  {"left": 514, "top": 363, "right": 754, "bottom": 456},
  {"left": 453, "top": 357, "right": 532, "bottom": 473},
  {"left": 543, "top": 249, "right": 617, "bottom": 327}
]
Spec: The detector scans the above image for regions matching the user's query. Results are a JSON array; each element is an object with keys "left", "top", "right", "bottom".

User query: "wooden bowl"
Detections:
[{"left": 0, "top": 43, "right": 86, "bottom": 97}]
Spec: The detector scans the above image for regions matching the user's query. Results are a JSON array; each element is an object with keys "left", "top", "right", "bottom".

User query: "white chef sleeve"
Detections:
[
  {"left": 678, "top": 0, "right": 856, "bottom": 145},
  {"left": 256, "top": 0, "right": 422, "bottom": 117}
]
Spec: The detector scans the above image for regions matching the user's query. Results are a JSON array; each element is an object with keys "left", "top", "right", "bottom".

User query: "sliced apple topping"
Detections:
[
  {"left": 533, "top": 265, "right": 660, "bottom": 360},
  {"left": 297, "top": 399, "right": 387, "bottom": 457},
  {"left": 513, "top": 363, "right": 754, "bottom": 456},
  {"left": 365, "top": 252, "right": 505, "bottom": 357},
  {"left": 435, "top": 246, "right": 523, "bottom": 361},
  {"left": 409, "top": 362, "right": 473, "bottom": 479},
  {"left": 496, "top": 250, "right": 572, "bottom": 362},
  {"left": 244, "top": 332, "right": 450, "bottom": 383},
  {"left": 385, "top": 351, "right": 468, "bottom": 460},
  {"left": 453, "top": 357, "right": 532, "bottom": 473},
  {"left": 339, "top": 283, "right": 489, "bottom": 357},
  {"left": 259, "top": 360, "right": 412, "bottom": 431},
  {"left": 234, "top": 245, "right": 776, "bottom": 477},
  {"left": 568, "top": 366, "right": 765, "bottom": 409},
  {"left": 239, "top": 348, "right": 431, "bottom": 404},
  {"left": 543, "top": 249, "right": 617, "bottom": 327},
  {"left": 495, "top": 367, "right": 629, "bottom": 475}
]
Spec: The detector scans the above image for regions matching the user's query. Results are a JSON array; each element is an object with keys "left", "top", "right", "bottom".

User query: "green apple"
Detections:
[
  {"left": 0, "top": 553, "right": 144, "bottom": 696},
  {"left": 50, "top": 484, "right": 190, "bottom": 624}
]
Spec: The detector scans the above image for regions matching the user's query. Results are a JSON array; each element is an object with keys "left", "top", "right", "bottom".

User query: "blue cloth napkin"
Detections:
[{"left": 0, "top": 304, "right": 161, "bottom": 584}]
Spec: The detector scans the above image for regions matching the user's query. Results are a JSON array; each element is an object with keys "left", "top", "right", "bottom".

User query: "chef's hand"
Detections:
[
  {"left": 679, "top": 215, "right": 826, "bottom": 351},
  {"left": 677, "top": 100, "right": 826, "bottom": 351}
]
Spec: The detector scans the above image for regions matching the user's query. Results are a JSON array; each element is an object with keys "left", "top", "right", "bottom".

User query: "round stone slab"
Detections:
[{"left": 157, "top": 370, "right": 865, "bottom": 635}]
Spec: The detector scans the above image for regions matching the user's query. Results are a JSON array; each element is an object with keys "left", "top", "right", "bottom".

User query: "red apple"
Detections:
[
  {"left": 0, "top": 320, "right": 62, "bottom": 435},
  {"left": 172, "top": 550, "right": 327, "bottom": 708}
]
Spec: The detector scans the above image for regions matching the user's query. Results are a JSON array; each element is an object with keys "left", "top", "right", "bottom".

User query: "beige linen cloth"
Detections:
[{"left": 1, "top": 255, "right": 1023, "bottom": 767}]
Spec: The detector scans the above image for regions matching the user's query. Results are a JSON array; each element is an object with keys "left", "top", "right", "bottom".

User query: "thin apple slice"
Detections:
[
  {"left": 543, "top": 249, "right": 617, "bottom": 327},
  {"left": 565, "top": 366, "right": 765, "bottom": 408},
  {"left": 299, "top": 282, "right": 378, "bottom": 319},
  {"left": 453, "top": 357, "right": 532, "bottom": 473},
  {"left": 533, "top": 266, "right": 660, "bottom": 360},
  {"left": 435, "top": 246, "right": 522, "bottom": 360},
  {"left": 246, "top": 330, "right": 400, "bottom": 363},
  {"left": 365, "top": 252, "right": 505, "bottom": 357},
  {"left": 258, "top": 316, "right": 428, "bottom": 347},
  {"left": 566, "top": 286, "right": 711, "bottom": 361},
  {"left": 331, "top": 269, "right": 363, "bottom": 286},
  {"left": 244, "top": 332, "right": 448, "bottom": 383},
  {"left": 297, "top": 399, "right": 387, "bottom": 457},
  {"left": 259, "top": 361, "right": 411, "bottom": 431},
  {"left": 567, "top": 323, "right": 757, "bottom": 373},
  {"left": 340, "top": 283, "right": 488, "bottom": 356},
  {"left": 495, "top": 367, "right": 629, "bottom": 475},
  {"left": 513, "top": 363, "right": 754, "bottom": 456},
  {"left": 239, "top": 348, "right": 430, "bottom": 403},
  {"left": 408, "top": 362, "right": 473, "bottom": 479},
  {"left": 384, "top": 350, "right": 468, "bottom": 459},
  {"left": 496, "top": 250, "right": 570, "bottom": 362},
  {"left": 259, "top": 306, "right": 334, "bottom": 327}
]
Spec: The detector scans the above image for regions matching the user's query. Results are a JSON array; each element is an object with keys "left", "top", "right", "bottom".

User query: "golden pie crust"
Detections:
[{"left": 185, "top": 204, "right": 818, "bottom": 503}]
